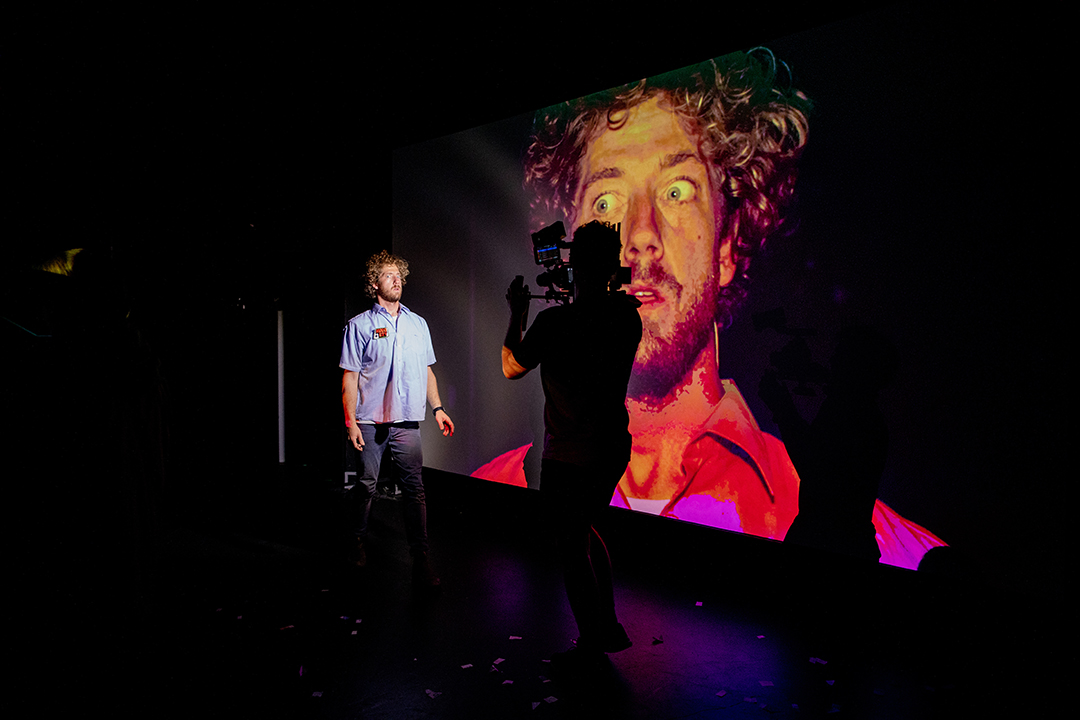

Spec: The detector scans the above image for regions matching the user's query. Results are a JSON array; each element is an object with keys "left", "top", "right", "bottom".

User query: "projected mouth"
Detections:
[{"left": 629, "top": 286, "right": 662, "bottom": 304}]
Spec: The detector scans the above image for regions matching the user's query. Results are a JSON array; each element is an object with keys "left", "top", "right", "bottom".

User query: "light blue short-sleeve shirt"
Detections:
[{"left": 340, "top": 304, "right": 436, "bottom": 424}]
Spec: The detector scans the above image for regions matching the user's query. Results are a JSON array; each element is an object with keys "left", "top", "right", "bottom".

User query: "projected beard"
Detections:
[{"left": 628, "top": 251, "right": 721, "bottom": 404}]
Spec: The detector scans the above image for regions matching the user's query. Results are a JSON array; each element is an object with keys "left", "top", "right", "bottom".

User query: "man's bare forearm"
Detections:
[
  {"left": 427, "top": 366, "right": 455, "bottom": 437},
  {"left": 426, "top": 366, "right": 443, "bottom": 410},
  {"left": 342, "top": 370, "right": 358, "bottom": 428},
  {"left": 502, "top": 307, "right": 530, "bottom": 379},
  {"left": 503, "top": 275, "right": 530, "bottom": 379}
]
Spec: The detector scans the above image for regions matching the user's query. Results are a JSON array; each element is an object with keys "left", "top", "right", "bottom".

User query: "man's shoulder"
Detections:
[
  {"left": 399, "top": 305, "right": 432, "bottom": 332},
  {"left": 400, "top": 304, "right": 427, "bottom": 320},
  {"left": 527, "top": 304, "right": 569, "bottom": 335},
  {"left": 533, "top": 304, "right": 566, "bottom": 322},
  {"left": 346, "top": 307, "right": 379, "bottom": 326}
]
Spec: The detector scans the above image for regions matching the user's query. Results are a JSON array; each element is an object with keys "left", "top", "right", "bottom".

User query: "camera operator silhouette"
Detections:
[{"left": 502, "top": 221, "right": 643, "bottom": 671}]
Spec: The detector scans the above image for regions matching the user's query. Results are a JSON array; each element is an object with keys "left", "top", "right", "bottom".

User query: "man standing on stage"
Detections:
[{"left": 340, "top": 250, "right": 454, "bottom": 589}]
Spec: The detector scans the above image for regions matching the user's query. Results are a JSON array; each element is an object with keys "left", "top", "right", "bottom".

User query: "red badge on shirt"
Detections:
[{"left": 374, "top": 327, "right": 388, "bottom": 339}]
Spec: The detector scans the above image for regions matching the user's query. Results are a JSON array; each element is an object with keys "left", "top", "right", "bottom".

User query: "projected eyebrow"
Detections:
[{"left": 581, "top": 151, "right": 702, "bottom": 191}]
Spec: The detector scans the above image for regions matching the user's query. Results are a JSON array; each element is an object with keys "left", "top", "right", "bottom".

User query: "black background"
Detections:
[{"left": 4, "top": 4, "right": 1066, "bottom": 596}]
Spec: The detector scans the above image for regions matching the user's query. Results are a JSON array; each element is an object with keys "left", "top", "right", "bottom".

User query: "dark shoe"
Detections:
[
  {"left": 412, "top": 551, "right": 441, "bottom": 591},
  {"left": 548, "top": 644, "right": 606, "bottom": 677},
  {"left": 602, "top": 622, "right": 632, "bottom": 653},
  {"left": 349, "top": 539, "right": 367, "bottom": 568}
]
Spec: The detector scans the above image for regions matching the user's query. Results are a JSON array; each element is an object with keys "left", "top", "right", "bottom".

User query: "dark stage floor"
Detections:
[{"left": 13, "top": 470, "right": 1041, "bottom": 719}]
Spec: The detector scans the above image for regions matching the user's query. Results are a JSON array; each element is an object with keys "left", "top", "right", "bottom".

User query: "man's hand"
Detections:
[
  {"left": 507, "top": 275, "right": 531, "bottom": 328},
  {"left": 503, "top": 276, "right": 533, "bottom": 380},
  {"left": 435, "top": 409, "right": 455, "bottom": 437},
  {"left": 347, "top": 424, "right": 365, "bottom": 451}
]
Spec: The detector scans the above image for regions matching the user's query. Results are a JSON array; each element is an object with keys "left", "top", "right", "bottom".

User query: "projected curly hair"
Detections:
[
  {"left": 364, "top": 250, "right": 410, "bottom": 299},
  {"left": 524, "top": 48, "right": 810, "bottom": 327}
]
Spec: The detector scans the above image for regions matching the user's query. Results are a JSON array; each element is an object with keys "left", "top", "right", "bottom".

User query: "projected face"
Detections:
[
  {"left": 373, "top": 264, "right": 403, "bottom": 303},
  {"left": 575, "top": 96, "right": 735, "bottom": 400}
]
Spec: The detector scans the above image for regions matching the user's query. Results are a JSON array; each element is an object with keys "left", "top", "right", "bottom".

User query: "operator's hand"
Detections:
[
  {"left": 347, "top": 424, "right": 365, "bottom": 451},
  {"left": 506, "top": 275, "right": 531, "bottom": 322},
  {"left": 435, "top": 409, "right": 455, "bottom": 438}
]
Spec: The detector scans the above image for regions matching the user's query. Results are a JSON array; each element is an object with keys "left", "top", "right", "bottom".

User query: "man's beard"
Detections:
[
  {"left": 627, "top": 262, "right": 718, "bottom": 405},
  {"left": 378, "top": 287, "right": 401, "bottom": 302}
]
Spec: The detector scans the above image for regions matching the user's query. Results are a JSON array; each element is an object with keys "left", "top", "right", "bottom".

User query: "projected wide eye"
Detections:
[
  {"left": 593, "top": 193, "right": 619, "bottom": 215},
  {"left": 663, "top": 179, "right": 696, "bottom": 203}
]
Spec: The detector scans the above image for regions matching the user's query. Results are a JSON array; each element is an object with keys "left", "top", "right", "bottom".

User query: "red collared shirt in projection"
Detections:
[{"left": 472, "top": 379, "right": 946, "bottom": 570}]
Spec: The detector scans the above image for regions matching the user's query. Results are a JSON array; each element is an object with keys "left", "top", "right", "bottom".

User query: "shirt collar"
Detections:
[
  {"left": 616, "top": 379, "right": 779, "bottom": 510},
  {"left": 684, "top": 379, "right": 776, "bottom": 501},
  {"left": 373, "top": 303, "right": 411, "bottom": 318}
]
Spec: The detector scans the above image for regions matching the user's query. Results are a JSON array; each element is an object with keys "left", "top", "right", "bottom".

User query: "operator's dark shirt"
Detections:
[{"left": 513, "top": 293, "right": 642, "bottom": 466}]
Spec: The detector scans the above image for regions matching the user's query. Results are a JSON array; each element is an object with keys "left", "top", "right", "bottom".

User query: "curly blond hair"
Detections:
[
  {"left": 364, "top": 250, "right": 409, "bottom": 299},
  {"left": 524, "top": 48, "right": 810, "bottom": 327}
]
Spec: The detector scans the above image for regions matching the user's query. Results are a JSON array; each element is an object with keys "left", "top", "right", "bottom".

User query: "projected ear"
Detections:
[{"left": 717, "top": 217, "right": 738, "bottom": 288}]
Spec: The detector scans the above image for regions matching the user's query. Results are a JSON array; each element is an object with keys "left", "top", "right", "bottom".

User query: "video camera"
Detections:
[{"left": 528, "top": 220, "right": 631, "bottom": 304}]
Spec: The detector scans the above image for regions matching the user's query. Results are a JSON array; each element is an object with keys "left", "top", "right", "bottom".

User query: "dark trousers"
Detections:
[
  {"left": 541, "top": 457, "right": 627, "bottom": 644},
  {"left": 346, "top": 423, "right": 428, "bottom": 553}
]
